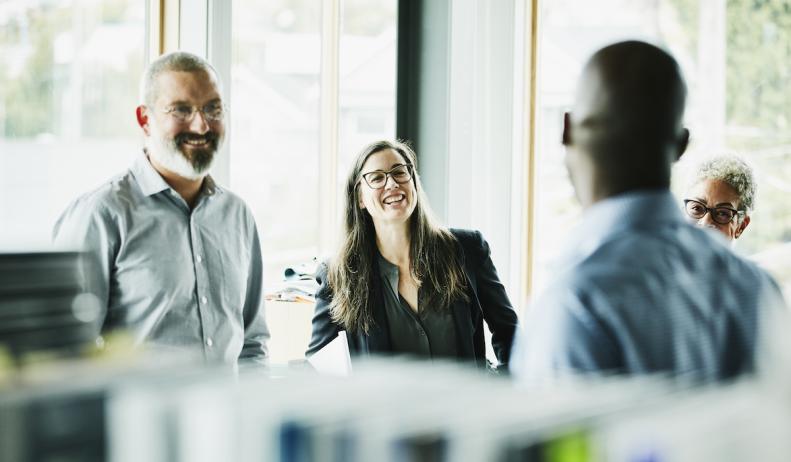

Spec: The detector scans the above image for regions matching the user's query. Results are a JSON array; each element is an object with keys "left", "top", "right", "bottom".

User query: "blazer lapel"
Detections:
[{"left": 456, "top": 245, "right": 481, "bottom": 363}]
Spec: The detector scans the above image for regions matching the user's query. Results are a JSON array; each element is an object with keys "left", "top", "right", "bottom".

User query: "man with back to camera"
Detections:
[
  {"left": 511, "top": 41, "right": 786, "bottom": 382},
  {"left": 54, "top": 51, "right": 269, "bottom": 365}
]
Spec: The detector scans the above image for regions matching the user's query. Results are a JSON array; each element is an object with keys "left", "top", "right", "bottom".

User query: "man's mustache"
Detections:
[{"left": 175, "top": 132, "right": 219, "bottom": 145}]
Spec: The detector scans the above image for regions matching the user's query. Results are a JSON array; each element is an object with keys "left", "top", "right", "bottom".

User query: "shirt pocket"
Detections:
[{"left": 212, "top": 236, "right": 251, "bottom": 318}]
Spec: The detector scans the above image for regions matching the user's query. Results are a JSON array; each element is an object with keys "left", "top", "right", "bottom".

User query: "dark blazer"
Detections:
[{"left": 306, "top": 228, "right": 518, "bottom": 368}]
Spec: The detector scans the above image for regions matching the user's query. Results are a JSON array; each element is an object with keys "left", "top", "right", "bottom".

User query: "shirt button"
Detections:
[
  {"left": 206, "top": 337, "right": 213, "bottom": 347},
  {"left": 196, "top": 254, "right": 203, "bottom": 263},
  {"left": 201, "top": 296, "right": 208, "bottom": 304}
]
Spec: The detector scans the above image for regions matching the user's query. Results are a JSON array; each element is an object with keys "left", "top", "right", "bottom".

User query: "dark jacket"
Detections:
[{"left": 306, "top": 228, "right": 518, "bottom": 368}]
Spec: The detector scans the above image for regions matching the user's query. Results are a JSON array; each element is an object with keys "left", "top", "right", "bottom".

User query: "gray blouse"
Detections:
[{"left": 377, "top": 255, "right": 458, "bottom": 359}]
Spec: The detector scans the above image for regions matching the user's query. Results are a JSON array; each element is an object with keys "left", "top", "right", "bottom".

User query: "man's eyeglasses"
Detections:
[
  {"left": 360, "top": 164, "right": 413, "bottom": 189},
  {"left": 160, "top": 102, "right": 225, "bottom": 123},
  {"left": 684, "top": 199, "right": 744, "bottom": 225}
]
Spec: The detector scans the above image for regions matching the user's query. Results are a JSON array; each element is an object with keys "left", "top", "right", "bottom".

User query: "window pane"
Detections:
[
  {"left": 336, "top": 0, "right": 397, "bottom": 242},
  {"left": 232, "top": 0, "right": 396, "bottom": 283},
  {"left": 535, "top": 0, "right": 791, "bottom": 298},
  {"left": 0, "top": 0, "right": 145, "bottom": 248},
  {"left": 231, "top": 1, "right": 398, "bottom": 363},
  {"left": 338, "top": 0, "right": 397, "bottom": 166},
  {"left": 231, "top": 0, "right": 322, "bottom": 283}
]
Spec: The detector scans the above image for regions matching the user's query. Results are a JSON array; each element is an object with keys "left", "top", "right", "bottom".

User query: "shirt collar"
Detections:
[
  {"left": 131, "top": 150, "right": 224, "bottom": 197},
  {"left": 562, "top": 189, "right": 686, "bottom": 263},
  {"left": 200, "top": 174, "right": 223, "bottom": 197}
]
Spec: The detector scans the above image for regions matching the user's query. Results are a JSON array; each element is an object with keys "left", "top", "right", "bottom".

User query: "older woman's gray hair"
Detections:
[{"left": 688, "top": 155, "right": 757, "bottom": 213}]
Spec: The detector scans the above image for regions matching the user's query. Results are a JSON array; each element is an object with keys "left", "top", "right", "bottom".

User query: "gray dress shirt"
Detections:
[
  {"left": 53, "top": 152, "right": 269, "bottom": 364},
  {"left": 377, "top": 255, "right": 458, "bottom": 359},
  {"left": 511, "top": 190, "right": 786, "bottom": 382}
]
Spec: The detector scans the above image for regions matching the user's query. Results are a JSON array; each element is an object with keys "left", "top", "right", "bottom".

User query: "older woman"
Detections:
[
  {"left": 307, "top": 140, "right": 518, "bottom": 369},
  {"left": 683, "top": 155, "right": 756, "bottom": 241}
]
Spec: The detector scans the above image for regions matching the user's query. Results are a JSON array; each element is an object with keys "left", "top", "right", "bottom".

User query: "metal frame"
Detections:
[
  {"left": 147, "top": 0, "right": 180, "bottom": 59},
  {"left": 522, "top": 0, "right": 539, "bottom": 303},
  {"left": 395, "top": 0, "right": 540, "bottom": 304}
]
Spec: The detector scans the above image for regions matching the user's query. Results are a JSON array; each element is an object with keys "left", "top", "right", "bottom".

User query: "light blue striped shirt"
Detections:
[
  {"left": 512, "top": 190, "right": 785, "bottom": 382},
  {"left": 54, "top": 152, "right": 269, "bottom": 364}
]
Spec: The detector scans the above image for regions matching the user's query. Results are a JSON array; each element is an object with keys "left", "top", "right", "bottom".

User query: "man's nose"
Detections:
[{"left": 188, "top": 111, "right": 210, "bottom": 134}]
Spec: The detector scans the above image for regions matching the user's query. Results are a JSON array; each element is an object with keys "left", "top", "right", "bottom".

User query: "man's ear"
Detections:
[
  {"left": 136, "top": 105, "right": 151, "bottom": 136},
  {"left": 735, "top": 215, "right": 750, "bottom": 239},
  {"left": 562, "top": 111, "right": 572, "bottom": 146},
  {"left": 675, "top": 128, "right": 690, "bottom": 162}
]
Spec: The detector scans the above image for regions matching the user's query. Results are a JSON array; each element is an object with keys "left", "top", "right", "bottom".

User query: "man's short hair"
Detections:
[
  {"left": 139, "top": 51, "right": 221, "bottom": 106},
  {"left": 688, "top": 155, "right": 757, "bottom": 212}
]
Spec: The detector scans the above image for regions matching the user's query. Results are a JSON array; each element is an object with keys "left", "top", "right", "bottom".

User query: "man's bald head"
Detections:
[{"left": 563, "top": 41, "right": 689, "bottom": 206}]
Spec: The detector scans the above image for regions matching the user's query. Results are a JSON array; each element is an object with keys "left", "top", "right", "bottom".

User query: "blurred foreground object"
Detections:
[
  {"left": 4, "top": 357, "right": 791, "bottom": 461},
  {"left": 0, "top": 252, "right": 101, "bottom": 364}
]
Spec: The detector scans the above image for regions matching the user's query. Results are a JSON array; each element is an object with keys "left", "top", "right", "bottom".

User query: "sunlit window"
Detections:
[
  {"left": 231, "top": 0, "right": 396, "bottom": 283},
  {"left": 231, "top": 0, "right": 397, "bottom": 362},
  {"left": 0, "top": 0, "right": 145, "bottom": 248},
  {"left": 231, "top": 0, "right": 323, "bottom": 284},
  {"left": 337, "top": 0, "right": 397, "bottom": 168},
  {"left": 534, "top": 0, "right": 791, "bottom": 297}
]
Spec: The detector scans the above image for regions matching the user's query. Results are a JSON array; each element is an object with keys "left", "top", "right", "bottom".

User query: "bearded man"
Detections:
[{"left": 54, "top": 52, "right": 269, "bottom": 365}]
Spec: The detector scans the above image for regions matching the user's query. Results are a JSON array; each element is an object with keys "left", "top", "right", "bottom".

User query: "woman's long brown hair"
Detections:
[{"left": 327, "top": 140, "right": 469, "bottom": 333}]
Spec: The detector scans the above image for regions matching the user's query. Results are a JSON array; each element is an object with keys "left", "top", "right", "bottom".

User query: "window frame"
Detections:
[
  {"left": 163, "top": 0, "right": 543, "bottom": 305},
  {"left": 166, "top": 0, "right": 344, "bottom": 256}
]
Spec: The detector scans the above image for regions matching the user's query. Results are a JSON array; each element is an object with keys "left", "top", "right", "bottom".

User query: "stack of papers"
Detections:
[{"left": 266, "top": 258, "right": 321, "bottom": 303}]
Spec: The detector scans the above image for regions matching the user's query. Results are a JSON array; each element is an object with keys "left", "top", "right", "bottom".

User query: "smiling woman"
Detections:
[
  {"left": 358, "top": 151, "right": 418, "bottom": 229},
  {"left": 683, "top": 155, "right": 755, "bottom": 242},
  {"left": 306, "top": 140, "right": 519, "bottom": 371}
]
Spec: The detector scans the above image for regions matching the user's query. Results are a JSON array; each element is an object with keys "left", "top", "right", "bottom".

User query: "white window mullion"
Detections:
[
  {"left": 318, "top": 0, "right": 341, "bottom": 256},
  {"left": 207, "top": 0, "right": 232, "bottom": 186},
  {"left": 150, "top": 0, "right": 181, "bottom": 58},
  {"left": 178, "top": 0, "right": 231, "bottom": 186},
  {"left": 516, "top": 0, "right": 538, "bottom": 307}
]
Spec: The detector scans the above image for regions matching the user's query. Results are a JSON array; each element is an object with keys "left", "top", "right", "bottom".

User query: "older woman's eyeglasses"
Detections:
[
  {"left": 360, "top": 164, "right": 413, "bottom": 189},
  {"left": 684, "top": 199, "right": 744, "bottom": 225}
]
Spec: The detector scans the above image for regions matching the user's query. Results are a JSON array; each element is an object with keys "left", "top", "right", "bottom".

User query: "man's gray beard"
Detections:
[{"left": 147, "top": 133, "right": 219, "bottom": 181}]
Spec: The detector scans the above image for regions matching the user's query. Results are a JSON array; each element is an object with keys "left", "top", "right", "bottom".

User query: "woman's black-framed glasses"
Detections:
[
  {"left": 360, "top": 164, "right": 413, "bottom": 189},
  {"left": 683, "top": 199, "right": 744, "bottom": 225}
]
